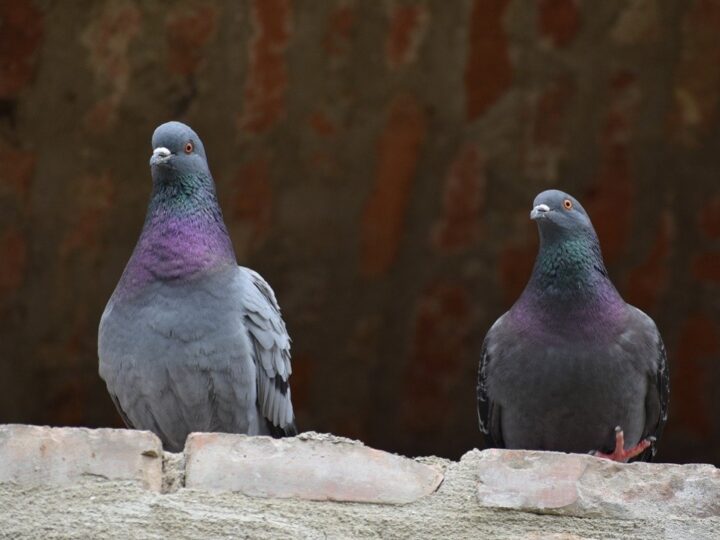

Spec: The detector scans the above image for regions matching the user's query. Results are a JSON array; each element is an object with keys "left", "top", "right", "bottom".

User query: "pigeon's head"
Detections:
[
  {"left": 530, "top": 189, "right": 596, "bottom": 243},
  {"left": 150, "top": 121, "right": 209, "bottom": 177}
]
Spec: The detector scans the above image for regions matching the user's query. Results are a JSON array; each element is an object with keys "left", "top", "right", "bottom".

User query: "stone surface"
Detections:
[
  {"left": 0, "top": 424, "right": 162, "bottom": 492},
  {"left": 476, "top": 448, "right": 720, "bottom": 519},
  {"left": 1, "top": 432, "right": 719, "bottom": 539},
  {"left": 184, "top": 431, "right": 443, "bottom": 504}
]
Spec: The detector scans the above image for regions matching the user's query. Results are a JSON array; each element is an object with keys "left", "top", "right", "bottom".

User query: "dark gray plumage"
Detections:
[
  {"left": 99, "top": 121, "right": 296, "bottom": 451},
  {"left": 477, "top": 189, "right": 669, "bottom": 461}
]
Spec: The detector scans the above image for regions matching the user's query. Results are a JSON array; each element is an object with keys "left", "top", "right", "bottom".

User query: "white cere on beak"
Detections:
[
  {"left": 153, "top": 147, "right": 171, "bottom": 158},
  {"left": 530, "top": 203, "right": 551, "bottom": 220}
]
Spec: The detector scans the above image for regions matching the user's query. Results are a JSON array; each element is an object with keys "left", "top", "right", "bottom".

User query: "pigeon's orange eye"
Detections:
[
  {"left": 184, "top": 142, "right": 193, "bottom": 154},
  {"left": 563, "top": 199, "right": 573, "bottom": 210}
]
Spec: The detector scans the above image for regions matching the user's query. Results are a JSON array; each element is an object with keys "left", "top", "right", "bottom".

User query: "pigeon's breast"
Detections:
[
  {"left": 486, "top": 315, "right": 649, "bottom": 453},
  {"left": 98, "top": 268, "right": 260, "bottom": 450}
]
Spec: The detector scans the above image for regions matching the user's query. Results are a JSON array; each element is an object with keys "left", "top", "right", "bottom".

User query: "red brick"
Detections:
[
  {"left": 308, "top": 110, "right": 337, "bottom": 137},
  {"left": 239, "top": 0, "right": 291, "bottom": 134},
  {"left": 464, "top": 0, "right": 512, "bottom": 121},
  {"left": 386, "top": 3, "right": 429, "bottom": 70},
  {"left": 166, "top": 5, "right": 218, "bottom": 76},
  {"left": 59, "top": 173, "right": 115, "bottom": 257},
  {"left": 0, "top": 140, "right": 35, "bottom": 205},
  {"left": 476, "top": 449, "right": 720, "bottom": 519},
  {"left": 672, "top": 315, "right": 719, "bottom": 438},
  {"left": 231, "top": 154, "right": 273, "bottom": 249},
  {"left": 667, "top": 0, "right": 720, "bottom": 145},
  {"left": 431, "top": 144, "right": 485, "bottom": 253},
  {"left": 498, "top": 236, "right": 537, "bottom": 306},
  {"left": 283, "top": 351, "right": 312, "bottom": 412},
  {"left": 698, "top": 196, "right": 720, "bottom": 239},
  {"left": 584, "top": 72, "right": 640, "bottom": 264},
  {"left": 0, "top": 425, "right": 162, "bottom": 491},
  {"left": 0, "top": 0, "right": 43, "bottom": 98},
  {"left": 402, "top": 282, "right": 473, "bottom": 433},
  {"left": 584, "top": 151, "right": 634, "bottom": 264},
  {"left": 624, "top": 212, "right": 673, "bottom": 311},
  {"left": 81, "top": 3, "right": 141, "bottom": 133},
  {"left": 524, "top": 76, "right": 575, "bottom": 180},
  {"left": 611, "top": 0, "right": 660, "bottom": 44},
  {"left": 538, "top": 0, "right": 580, "bottom": 48},
  {"left": 533, "top": 77, "right": 575, "bottom": 144},
  {"left": 0, "top": 227, "right": 27, "bottom": 295},
  {"left": 84, "top": 98, "right": 117, "bottom": 135},
  {"left": 360, "top": 94, "right": 427, "bottom": 277},
  {"left": 323, "top": 2, "right": 355, "bottom": 60},
  {"left": 184, "top": 432, "right": 443, "bottom": 503},
  {"left": 48, "top": 378, "right": 88, "bottom": 427},
  {"left": 692, "top": 252, "right": 720, "bottom": 284}
]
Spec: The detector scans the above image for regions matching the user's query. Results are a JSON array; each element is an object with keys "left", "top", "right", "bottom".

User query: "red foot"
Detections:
[{"left": 593, "top": 426, "right": 653, "bottom": 463}]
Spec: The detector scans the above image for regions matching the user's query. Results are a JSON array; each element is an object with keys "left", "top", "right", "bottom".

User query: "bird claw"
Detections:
[{"left": 592, "top": 426, "right": 652, "bottom": 463}]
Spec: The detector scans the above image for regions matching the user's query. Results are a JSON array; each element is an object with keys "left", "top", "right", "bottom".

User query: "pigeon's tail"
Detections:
[
  {"left": 267, "top": 419, "right": 298, "bottom": 438},
  {"left": 282, "top": 420, "right": 299, "bottom": 437}
]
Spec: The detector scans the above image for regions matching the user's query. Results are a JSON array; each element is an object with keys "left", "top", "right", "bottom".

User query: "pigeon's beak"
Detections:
[
  {"left": 150, "top": 147, "right": 172, "bottom": 166},
  {"left": 530, "top": 204, "right": 550, "bottom": 221}
]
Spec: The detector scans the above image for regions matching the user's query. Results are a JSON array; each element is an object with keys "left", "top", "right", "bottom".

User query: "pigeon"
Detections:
[
  {"left": 98, "top": 121, "right": 297, "bottom": 451},
  {"left": 477, "top": 189, "right": 669, "bottom": 462}
]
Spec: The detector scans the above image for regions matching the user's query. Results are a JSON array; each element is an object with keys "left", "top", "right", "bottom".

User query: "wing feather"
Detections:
[
  {"left": 240, "top": 267, "right": 297, "bottom": 436},
  {"left": 477, "top": 322, "right": 504, "bottom": 448}
]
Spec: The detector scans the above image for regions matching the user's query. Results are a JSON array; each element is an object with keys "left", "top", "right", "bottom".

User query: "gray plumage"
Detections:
[
  {"left": 477, "top": 189, "right": 668, "bottom": 461},
  {"left": 99, "top": 121, "right": 296, "bottom": 451}
]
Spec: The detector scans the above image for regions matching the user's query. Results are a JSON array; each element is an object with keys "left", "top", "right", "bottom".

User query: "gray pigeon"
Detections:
[
  {"left": 99, "top": 121, "right": 296, "bottom": 451},
  {"left": 477, "top": 190, "right": 669, "bottom": 461}
]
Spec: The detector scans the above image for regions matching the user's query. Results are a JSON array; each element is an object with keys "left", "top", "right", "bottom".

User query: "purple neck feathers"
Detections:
[{"left": 117, "top": 180, "right": 236, "bottom": 295}]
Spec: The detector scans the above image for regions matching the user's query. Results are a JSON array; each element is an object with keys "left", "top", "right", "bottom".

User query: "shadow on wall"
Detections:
[{"left": 0, "top": 0, "right": 718, "bottom": 464}]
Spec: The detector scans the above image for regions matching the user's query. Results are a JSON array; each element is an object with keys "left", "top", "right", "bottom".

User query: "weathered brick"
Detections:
[
  {"left": 538, "top": 0, "right": 580, "bottom": 48},
  {"left": 239, "top": 0, "right": 291, "bottom": 134},
  {"left": 360, "top": 94, "right": 427, "bottom": 277},
  {"left": 668, "top": 315, "right": 718, "bottom": 440},
  {"left": 431, "top": 144, "right": 485, "bottom": 253},
  {"left": 699, "top": 196, "right": 720, "bottom": 239},
  {"left": 584, "top": 72, "right": 640, "bottom": 264},
  {"left": 386, "top": 3, "right": 429, "bottom": 70},
  {"left": 401, "top": 282, "right": 474, "bottom": 436},
  {"left": 166, "top": 5, "right": 218, "bottom": 76},
  {"left": 464, "top": 0, "right": 512, "bottom": 121},
  {"left": 693, "top": 252, "right": 720, "bottom": 284},
  {"left": 624, "top": 211, "right": 673, "bottom": 312},
  {"left": 668, "top": 0, "right": 720, "bottom": 145},
  {"left": 323, "top": 2, "right": 355, "bottom": 61},
  {"left": 524, "top": 76, "right": 575, "bottom": 180},
  {"left": 0, "top": 227, "right": 28, "bottom": 294},
  {"left": 0, "top": 0, "right": 43, "bottom": 98},
  {"left": 0, "top": 425, "right": 163, "bottom": 491},
  {"left": 230, "top": 153, "right": 273, "bottom": 251},
  {"left": 81, "top": 2, "right": 141, "bottom": 133},
  {"left": 184, "top": 432, "right": 443, "bottom": 503},
  {"left": 0, "top": 140, "right": 35, "bottom": 205},
  {"left": 475, "top": 449, "right": 720, "bottom": 519},
  {"left": 611, "top": 0, "right": 660, "bottom": 44},
  {"left": 498, "top": 237, "right": 537, "bottom": 306}
]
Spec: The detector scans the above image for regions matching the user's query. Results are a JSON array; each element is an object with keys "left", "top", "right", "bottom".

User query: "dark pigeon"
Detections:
[
  {"left": 99, "top": 121, "right": 297, "bottom": 451},
  {"left": 477, "top": 190, "right": 669, "bottom": 462}
]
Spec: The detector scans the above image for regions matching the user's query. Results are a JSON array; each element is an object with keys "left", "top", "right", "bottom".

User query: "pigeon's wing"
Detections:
[
  {"left": 628, "top": 308, "right": 669, "bottom": 462},
  {"left": 639, "top": 333, "right": 669, "bottom": 461},
  {"left": 108, "top": 391, "right": 135, "bottom": 429},
  {"left": 240, "top": 267, "right": 297, "bottom": 436},
  {"left": 477, "top": 319, "right": 504, "bottom": 448}
]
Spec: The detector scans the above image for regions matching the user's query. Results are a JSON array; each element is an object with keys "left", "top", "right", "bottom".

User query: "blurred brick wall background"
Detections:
[{"left": 0, "top": 0, "right": 718, "bottom": 464}]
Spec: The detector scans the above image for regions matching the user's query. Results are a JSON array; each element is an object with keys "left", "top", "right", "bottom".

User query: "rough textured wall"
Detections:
[
  {"left": 2, "top": 427, "right": 719, "bottom": 539},
  {"left": 0, "top": 0, "right": 719, "bottom": 464}
]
